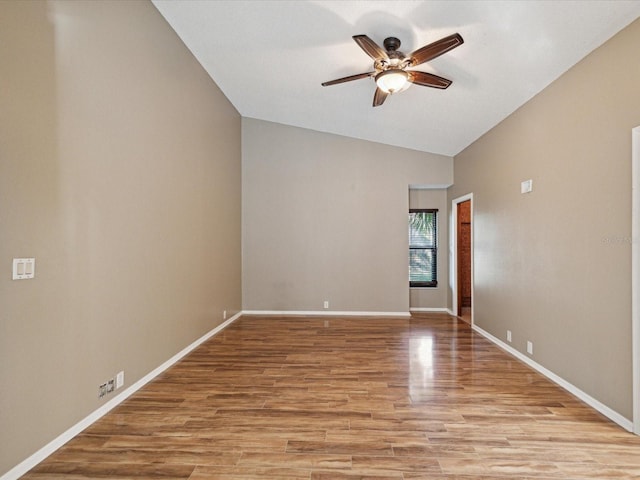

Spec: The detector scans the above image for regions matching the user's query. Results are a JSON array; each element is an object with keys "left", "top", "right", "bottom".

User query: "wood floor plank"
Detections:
[
  {"left": 189, "top": 465, "right": 311, "bottom": 480},
  {"left": 23, "top": 462, "right": 195, "bottom": 479},
  {"left": 21, "top": 313, "right": 640, "bottom": 479}
]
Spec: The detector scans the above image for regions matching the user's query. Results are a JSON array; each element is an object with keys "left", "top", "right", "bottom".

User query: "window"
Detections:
[{"left": 409, "top": 209, "right": 437, "bottom": 287}]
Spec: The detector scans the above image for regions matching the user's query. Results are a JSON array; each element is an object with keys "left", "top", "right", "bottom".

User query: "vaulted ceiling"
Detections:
[{"left": 152, "top": 1, "right": 640, "bottom": 156}]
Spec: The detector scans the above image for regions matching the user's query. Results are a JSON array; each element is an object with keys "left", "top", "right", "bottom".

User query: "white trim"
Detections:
[
  {"left": 451, "top": 193, "right": 474, "bottom": 326},
  {"left": 409, "top": 307, "right": 449, "bottom": 313},
  {"left": 241, "top": 310, "right": 411, "bottom": 317},
  {"left": 473, "top": 324, "right": 633, "bottom": 432},
  {"left": 446, "top": 308, "right": 456, "bottom": 316},
  {"left": 0, "top": 313, "right": 242, "bottom": 480},
  {"left": 633, "top": 126, "right": 640, "bottom": 434}
]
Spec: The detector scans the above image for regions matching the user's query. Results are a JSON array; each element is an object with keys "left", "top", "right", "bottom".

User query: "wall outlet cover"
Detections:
[{"left": 116, "top": 371, "right": 125, "bottom": 389}]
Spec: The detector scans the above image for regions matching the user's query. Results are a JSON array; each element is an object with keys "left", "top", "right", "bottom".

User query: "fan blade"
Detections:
[
  {"left": 321, "top": 72, "right": 375, "bottom": 87},
  {"left": 353, "top": 35, "right": 388, "bottom": 61},
  {"left": 408, "top": 33, "right": 463, "bottom": 67},
  {"left": 373, "top": 88, "right": 389, "bottom": 107},
  {"left": 408, "top": 71, "right": 452, "bottom": 89}
]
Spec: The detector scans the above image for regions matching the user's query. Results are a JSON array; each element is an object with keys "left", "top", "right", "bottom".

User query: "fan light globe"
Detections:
[{"left": 375, "top": 69, "right": 409, "bottom": 94}]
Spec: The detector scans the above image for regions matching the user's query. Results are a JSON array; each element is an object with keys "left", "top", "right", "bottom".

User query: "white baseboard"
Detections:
[
  {"left": 409, "top": 307, "right": 457, "bottom": 317},
  {"left": 1, "top": 313, "right": 242, "bottom": 480},
  {"left": 241, "top": 310, "right": 410, "bottom": 317},
  {"left": 472, "top": 324, "right": 633, "bottom": 432},
  {"left": 409, "top": 307, "right": 449, "bottom": 313}
]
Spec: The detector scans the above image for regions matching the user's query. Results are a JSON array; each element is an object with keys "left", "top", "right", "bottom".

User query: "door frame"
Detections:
[
  {"left": 451, "top": 193, "right": 474, "bottom": 325},
  {"left": 632, "top": 126, "right": 640, "bottom": 434}
]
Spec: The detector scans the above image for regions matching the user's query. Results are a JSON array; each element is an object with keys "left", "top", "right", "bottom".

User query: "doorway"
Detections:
[
  {"left": 452, "top": 194, "right": 473, "bottom": 324},
  {"left": 632, "top": 126, "right": 639, "bottom": 434}
]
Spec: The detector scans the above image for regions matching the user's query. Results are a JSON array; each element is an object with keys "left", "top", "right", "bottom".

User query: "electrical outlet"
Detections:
[
  {"left": 323, "top": 300, "right": 329, "bottom": 309},
  {"left": 106, "top": 379, "right": 115, "bottom": 393},
  {"left": 116, "top": 371, "right": 124, "bottom": 389},
  {"left": 527, "top": 341, "right": 533, "bottom": 355},
  {"left": 223, "top": 310, "right": 227, "bottom": 320},
  {"left": 98, "top": 383, "right": 107, "bottom": 398},
  {"left": 507, "top": 330, "right": 512, "bottom": 343}
]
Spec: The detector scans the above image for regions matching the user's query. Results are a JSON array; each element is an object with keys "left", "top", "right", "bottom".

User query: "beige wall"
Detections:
[
  {"left": 242, "top": 118, "right": 453, "bottom": 313},
  {"left": 0, "top": 0, "right": 241, "bottom": 475},
  {"left": 409, "top": 189, "right": 449, "bottom": 310},
  {"left": 449, "top": 18, "right": 640, "bottom": 419}
]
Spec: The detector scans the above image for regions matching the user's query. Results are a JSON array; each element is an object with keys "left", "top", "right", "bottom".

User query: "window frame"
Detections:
[{"left": 409, "top": 208, "right": 438, "bottom": 288}]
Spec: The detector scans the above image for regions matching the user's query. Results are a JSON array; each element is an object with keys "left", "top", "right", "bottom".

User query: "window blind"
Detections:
[{"left": 409, "top": 209, "right": 437, "bottom": 287}]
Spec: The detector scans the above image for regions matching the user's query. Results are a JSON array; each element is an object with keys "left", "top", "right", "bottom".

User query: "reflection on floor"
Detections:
[
  {"left": 460, "top": 306, "right": 471, "bottom": 324},
  {"left": 22, "top": 313, "right": 640, "bottom": 479}
]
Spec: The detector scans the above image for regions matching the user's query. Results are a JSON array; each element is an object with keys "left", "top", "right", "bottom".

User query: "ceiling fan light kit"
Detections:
[
  {"left": 375, "top": 69, "right": 410, "bottom": 94},
  {"left": 322, "top": 33, "right": 463, "bottom": 107}
]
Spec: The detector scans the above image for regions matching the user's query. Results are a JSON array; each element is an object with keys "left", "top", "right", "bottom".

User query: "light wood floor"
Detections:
[{"left": 23, "top": 314, "right": 640, "bottom": 479}]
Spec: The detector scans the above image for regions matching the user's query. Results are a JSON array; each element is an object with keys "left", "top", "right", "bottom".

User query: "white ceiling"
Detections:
[{"left": 152, "top": 1, "right": 640, "bottom": 157}]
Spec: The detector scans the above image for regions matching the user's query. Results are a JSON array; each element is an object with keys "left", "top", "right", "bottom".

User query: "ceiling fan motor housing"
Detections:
[{"left": 381, "top": 37, "right": 406, "bottom": 68}]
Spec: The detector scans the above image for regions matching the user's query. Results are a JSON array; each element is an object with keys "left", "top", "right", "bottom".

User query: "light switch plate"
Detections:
[
  {"left": 521, "top": 179, "right": 533, "bottom": 194},
  {"left": 13, "top": 258, "right": 35, "bottom": 280}
]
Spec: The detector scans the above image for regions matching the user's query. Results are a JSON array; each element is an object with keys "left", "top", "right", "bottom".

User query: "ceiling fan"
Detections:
[{"left": 322, "top": 33, "right": 463, "bottom": 107}]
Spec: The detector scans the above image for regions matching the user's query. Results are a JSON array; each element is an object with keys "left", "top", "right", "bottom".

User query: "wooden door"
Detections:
[{"left": 457, "top": 200, "right": 472, "bottom": 316}]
